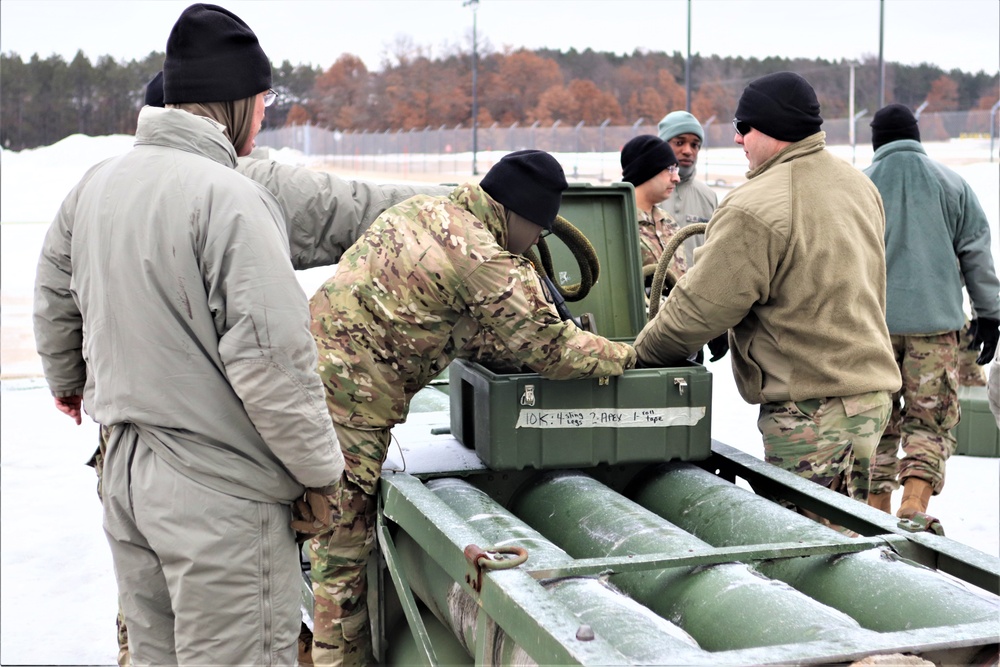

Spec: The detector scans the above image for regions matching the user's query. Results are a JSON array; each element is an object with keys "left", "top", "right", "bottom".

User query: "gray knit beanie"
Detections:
[{"left": 658, "top": 111, "right": 704, "bottom": 143}]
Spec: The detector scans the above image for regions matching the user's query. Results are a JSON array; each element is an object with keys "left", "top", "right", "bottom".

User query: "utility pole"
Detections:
[
  {"left": 463, "top": 0, "right": 480, "bottom": 175},
  {"left": 878, "top": 0, "right": 885, "bottom": 109},
  {"left": 685, "top": 0, "right": 692, "bottom": 112}
]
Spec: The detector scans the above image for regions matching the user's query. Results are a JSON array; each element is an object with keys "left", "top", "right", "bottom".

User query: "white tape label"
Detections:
[{"left": 515, "top": 407, "right": 706, "bottom": 429}]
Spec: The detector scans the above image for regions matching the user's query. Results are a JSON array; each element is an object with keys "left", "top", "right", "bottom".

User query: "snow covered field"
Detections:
[{"left": 1, "top": 135, "right": 998, "bottom": 665}]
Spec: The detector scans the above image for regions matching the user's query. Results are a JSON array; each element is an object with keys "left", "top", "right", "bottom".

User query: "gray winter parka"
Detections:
[
  {"left": 236, "top": 155, "right": 449, "bottom": 270},
  {"left": 33, "top": 106, "right": 343, "bottom": 503},
  {"left": 662, "top": 171, "right": 719, "bottom": 267}
]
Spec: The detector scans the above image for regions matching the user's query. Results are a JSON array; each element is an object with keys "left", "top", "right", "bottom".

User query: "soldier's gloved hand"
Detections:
[
  {"left": 707, "top": 332, "right": 730, "bottom": 362},
  {"left": 291, "top": 480, "right": 343, "bottom": 543},
  {"left": 968, "top": 317, "right": 999, "bottom": 364}
]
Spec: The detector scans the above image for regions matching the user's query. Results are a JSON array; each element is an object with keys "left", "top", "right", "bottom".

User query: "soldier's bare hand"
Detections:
[
  {"left": 54, "top": 395, "right": 83, "bottom": 425},
  {"left": 291, "top": 479, "right": 343, "bottom": 543}
]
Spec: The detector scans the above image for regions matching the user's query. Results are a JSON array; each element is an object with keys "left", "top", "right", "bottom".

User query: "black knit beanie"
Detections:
[
  {"left": 479, "top": 150, "right": 568, "bottom": 231},
  {"left": 163, "top": 4, "right": 271, "bottom": 104},
  {"left": 620, "top": 135, "right": 678, "bottom": 186},
  {"left": 870, "top": 104, "right": 920, "bottom": 150},
  {"left": 144, "top": 71, "right": 165, "bottom": 107},
  {"left": 735, "top": 71, "right": 823, "bottom": 142}
]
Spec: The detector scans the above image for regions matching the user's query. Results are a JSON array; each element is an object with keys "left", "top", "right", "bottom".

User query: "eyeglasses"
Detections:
[
  {"left": 538, "top": 228, "right": 553, "bottom": 240},
  {"left": 666, "top": 165, "right": 680, "bottom": 175},
  {"left": 733, "top": 118, "right": 752, "bottom": 137},
  {"left": 263, "top": 89, "right": 278, "bottom": 107}
]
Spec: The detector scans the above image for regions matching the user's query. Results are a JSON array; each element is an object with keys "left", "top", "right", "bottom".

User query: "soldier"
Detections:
[
  {"left": 620, "top": 135, "right": 726, "bottom": 363},
  {"left": 657, "top": 110, "right": 719, "bottom": 268},
  {"left": 655, "top": 114, "right": 729, "bottom": 363},
  {"left": 863, "top": 104, "right": 1000, "bottom": 518},
  {"left": 85, "top": 69, "right": 450, "bottom": 667},
  {"left": 635, "top": 72, "right": 901, "bottom": 519},
  {"left": 34, "top": 5, "right": 348, "bottom": 663},
  {"left": 620, "top": 134, "right": 687, "bottom": 279},
  {"left": 308, "top": 149, "right": 637, "bottom": 665}
]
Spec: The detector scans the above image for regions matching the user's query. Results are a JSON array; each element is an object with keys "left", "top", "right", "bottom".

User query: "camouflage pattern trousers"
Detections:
[
  {"left": 758, "top": 390, "right": 892, "bottom": 507},
  {"left": 308, "top": 423, "right": 391, "bottom": 667},
  {"left": 871, "top": 332, "right": 961, "bottom": 495},
  {"left": 91, "top": 427, "right": 130, "bottom": 667},
  {"left": 959, "top": 319, "right": 987, "bottom": 386}
]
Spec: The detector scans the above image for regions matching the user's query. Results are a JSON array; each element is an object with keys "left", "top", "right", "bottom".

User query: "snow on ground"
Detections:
[{"left": 1, "top": 135, "right": 998, "bottom": 665}]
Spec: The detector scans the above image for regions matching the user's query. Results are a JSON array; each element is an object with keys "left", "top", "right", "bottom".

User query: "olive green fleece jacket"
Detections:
[
  {"left": 863, "top": 139, "right": 1000, "bottom": 333},
  {"left": 636, "top": 132, "right": 901, "bottom": 404}
]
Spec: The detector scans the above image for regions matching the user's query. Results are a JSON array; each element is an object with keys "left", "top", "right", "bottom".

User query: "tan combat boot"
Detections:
[
  {"left": 867, "top": 492, "right": 892, "bottom": 514},
  {"left": 897, "top": 478, "right": 934, "bottom": 519}
]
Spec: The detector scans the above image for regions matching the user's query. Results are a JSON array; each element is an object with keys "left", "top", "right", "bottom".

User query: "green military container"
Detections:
[
  {"left": 449, "top": 183, "right": 712, "bottom": 470},
  {"left": 953, "top": 384, "right": 1000, "bottom": 457}
]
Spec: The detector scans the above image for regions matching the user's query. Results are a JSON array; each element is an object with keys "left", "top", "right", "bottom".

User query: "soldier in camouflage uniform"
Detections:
[
  {"left": 308, "top": 150, "right": 637, "bottom": 666},
  {"left": 864, "top": 105, "right": 1000, "bottom": 519},
  {"left": 622, "top": 134, "right": 728, "bottom": 364},
  {"left": 635, "top": 73, "right": 900, "bottom": 517},
  {"left": 619, "top": 135, "right": 687, "bottom": 279}
]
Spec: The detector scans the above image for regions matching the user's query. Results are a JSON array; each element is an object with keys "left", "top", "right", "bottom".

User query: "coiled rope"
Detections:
[
  {"left": 647, "top": 223, "right": 707, "bottom": 321},
  {"left": 523, "top": 214, "right": 600, "bottom": 302}
]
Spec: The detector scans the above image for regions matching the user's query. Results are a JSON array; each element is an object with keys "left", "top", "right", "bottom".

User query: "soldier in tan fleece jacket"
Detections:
[{"left": 636, "top": 72, "right": 901, "bottom": 515}]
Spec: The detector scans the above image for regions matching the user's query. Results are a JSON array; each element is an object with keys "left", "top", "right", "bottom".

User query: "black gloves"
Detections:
[
  {"left": 707, "top": 332, "right": 730, "bottom": 362},
  {"left": 968, "top": 317, "right": 999, "bottom": 364}
]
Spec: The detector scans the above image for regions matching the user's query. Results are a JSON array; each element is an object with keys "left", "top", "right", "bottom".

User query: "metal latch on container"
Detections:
[
  {"left": 520, "top": 384, "right": 536, "bottom": 406},
  {"left": 674, "top": 377, "right": 688, "bottom": 396},
  {"left": 463, "top": 544, "right": 529, "bottom": 593}
]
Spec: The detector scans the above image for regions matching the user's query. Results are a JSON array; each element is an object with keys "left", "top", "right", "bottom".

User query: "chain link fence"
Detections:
[{"left": 257, "top": 109, "right": 999, "bottom": 178}]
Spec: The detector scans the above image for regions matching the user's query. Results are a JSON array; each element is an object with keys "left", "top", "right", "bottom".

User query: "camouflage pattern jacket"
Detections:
[
  {"left": 638, "top": 205, "right": 688, "bottom": 278},
  {"left": 311, "top": 183, "right": 637, "bottom": 428}
]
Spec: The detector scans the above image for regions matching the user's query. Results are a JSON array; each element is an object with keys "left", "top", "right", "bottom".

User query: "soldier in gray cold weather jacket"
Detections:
[{"left": 34, "top": 5, "right": 345, "bottom": 664}]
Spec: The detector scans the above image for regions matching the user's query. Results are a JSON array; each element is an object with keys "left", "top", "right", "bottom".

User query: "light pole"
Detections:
[
  {"left": 702, "top": 115, "right": 716, "bottom": 183},
  {"left": 878, "top": 0, "right": 885, "bottom": 109},
  {"left": 463, "top": 0, "right": 480, "bottom": 175},
  {"left": 685, "top": 0, "right": 692, "bottom": 112},
  {"left": 852, "top": 109, "right": 867, "bottom": 166},
  {"left": 848, "top": 60, "right": 859, "bottom": 162}
]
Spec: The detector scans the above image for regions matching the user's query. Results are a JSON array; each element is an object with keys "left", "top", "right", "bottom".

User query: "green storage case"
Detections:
[
  {"left": 953, "top": 385, "right": 1000, "bottom": 457},
  {"left": 449, "top": 182, "right": 712, "bottom": 470},
  {"left": 450, "top": 359, "right": 711, "bottom": 470}
]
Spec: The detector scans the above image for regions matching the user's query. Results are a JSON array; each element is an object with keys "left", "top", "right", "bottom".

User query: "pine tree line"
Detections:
[{"left": 2, "top": 46, "right": 996, "bottom": 152}]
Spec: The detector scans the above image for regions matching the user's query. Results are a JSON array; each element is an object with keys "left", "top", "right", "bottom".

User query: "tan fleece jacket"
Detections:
[{"left": 635, "top": 132, "right": 901, "bottom": 404}]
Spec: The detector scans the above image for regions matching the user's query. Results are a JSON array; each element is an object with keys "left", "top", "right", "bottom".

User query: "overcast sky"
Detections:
[{"left": 1, "top": 0, "right": 998, "bottom": 76}]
